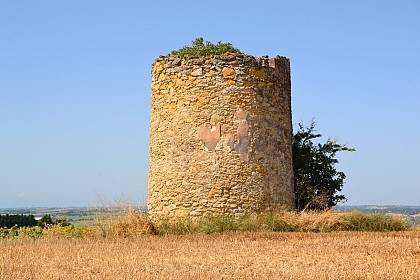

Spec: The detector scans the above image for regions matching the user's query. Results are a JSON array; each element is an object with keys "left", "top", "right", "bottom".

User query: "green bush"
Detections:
[
  {"left": 38, "top": 215, "right": 71, "bottom": 228},
  {"left": 37, "top": 214, "right": 54, "bottom": 228},
  {"left": 0, "top": 226, "right": 44, "bottom": 238},
  {"left": 293, "top": 121, "right": 355, "bottom": 211},
  {"left": 170, "top": 37, "right": 242, "bottom": 57}
]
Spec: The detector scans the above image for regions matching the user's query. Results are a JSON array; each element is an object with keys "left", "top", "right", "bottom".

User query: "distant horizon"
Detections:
[{"left": 1, "top": 203, "right": 420, "bottom": 210}]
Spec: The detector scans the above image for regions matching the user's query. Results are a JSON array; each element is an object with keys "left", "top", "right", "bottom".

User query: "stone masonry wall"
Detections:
[{"left": 148, "top": 53, "right": 294, "bottom": 221}]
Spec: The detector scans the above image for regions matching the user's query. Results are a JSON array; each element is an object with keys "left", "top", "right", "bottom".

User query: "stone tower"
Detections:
[{"left": 148, "top": 53, "right": 294, "bottom": 221}]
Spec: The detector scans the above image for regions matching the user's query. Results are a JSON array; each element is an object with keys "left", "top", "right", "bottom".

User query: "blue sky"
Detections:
[{"left": 1, "top": 1, "right": 419, "bottom": 208}]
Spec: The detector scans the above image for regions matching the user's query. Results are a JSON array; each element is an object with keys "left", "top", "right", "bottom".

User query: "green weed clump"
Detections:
[
  {"left": 153, "top": 212, "right": 297, "bottom": 235},
  {"left": 340, "top": 211, "right": 412, "bottom": 232},
  {"left": 235, "top": 212, "right": 296, "bottom": 232},
  {"left": 153, "top": 210, "right": 414, "bottom": 235},
  {"left": 170, "top": 37, "right": 241, "bottom": 57}
]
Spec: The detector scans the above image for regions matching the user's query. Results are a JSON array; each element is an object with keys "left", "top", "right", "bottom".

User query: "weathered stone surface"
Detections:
[
  {"left": 148, "top": 54, "right": 294, "bottom": 222},
  {"left": 191, "top": 68, "right": 203, "bottom": 76},
  {"left": 222, "top": 67, "right": 236, "bottom": 77}
]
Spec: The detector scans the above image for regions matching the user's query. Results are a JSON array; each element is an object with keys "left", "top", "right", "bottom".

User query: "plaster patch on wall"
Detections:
[
  {"left": 234, "top": 109, "right": 249, "bottom": 162},
  {"left": 198, "top": 123, "right": 221, "bottom": 151}
]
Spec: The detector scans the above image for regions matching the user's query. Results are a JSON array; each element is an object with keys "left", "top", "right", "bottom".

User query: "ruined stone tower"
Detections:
[{"left": 148, "top": 53, "right": 294, "bottom": 221}]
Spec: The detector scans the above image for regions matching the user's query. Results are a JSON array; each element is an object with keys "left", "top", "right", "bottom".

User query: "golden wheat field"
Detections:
[{"left": 1, "top": 231, "right": 419, "bottom": 280}]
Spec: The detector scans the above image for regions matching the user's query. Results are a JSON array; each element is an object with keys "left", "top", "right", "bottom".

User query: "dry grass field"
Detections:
[{"left": 1, "top": 231, "right": 419, "bottom": 279}]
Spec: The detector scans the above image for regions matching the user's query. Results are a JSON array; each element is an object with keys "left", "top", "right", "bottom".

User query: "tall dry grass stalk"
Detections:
[{"left": 93, "top": 207, "right": 155, "bottom": 237}]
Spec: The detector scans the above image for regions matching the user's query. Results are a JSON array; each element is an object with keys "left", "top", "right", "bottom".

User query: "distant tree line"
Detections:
[
  {"left": 0, "top": 214, "right": 37, "bottom": 228},
  {"left": 0, "top": 214, "right": 71, "bottom": 228}
]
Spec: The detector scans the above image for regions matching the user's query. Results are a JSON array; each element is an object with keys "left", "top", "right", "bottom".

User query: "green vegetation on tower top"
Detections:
[{"left": 170, "top": 38, "right": 242, "bottom": 57}]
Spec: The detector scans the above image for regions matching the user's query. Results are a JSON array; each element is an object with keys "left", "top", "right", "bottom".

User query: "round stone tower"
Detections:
[{"left": 148, "top": 53, "right": 294, "bottom": 221}]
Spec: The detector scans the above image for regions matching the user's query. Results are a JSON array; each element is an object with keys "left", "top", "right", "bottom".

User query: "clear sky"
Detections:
[{"left": 1, "top": 1, "right": 419, "bottom": 208}]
